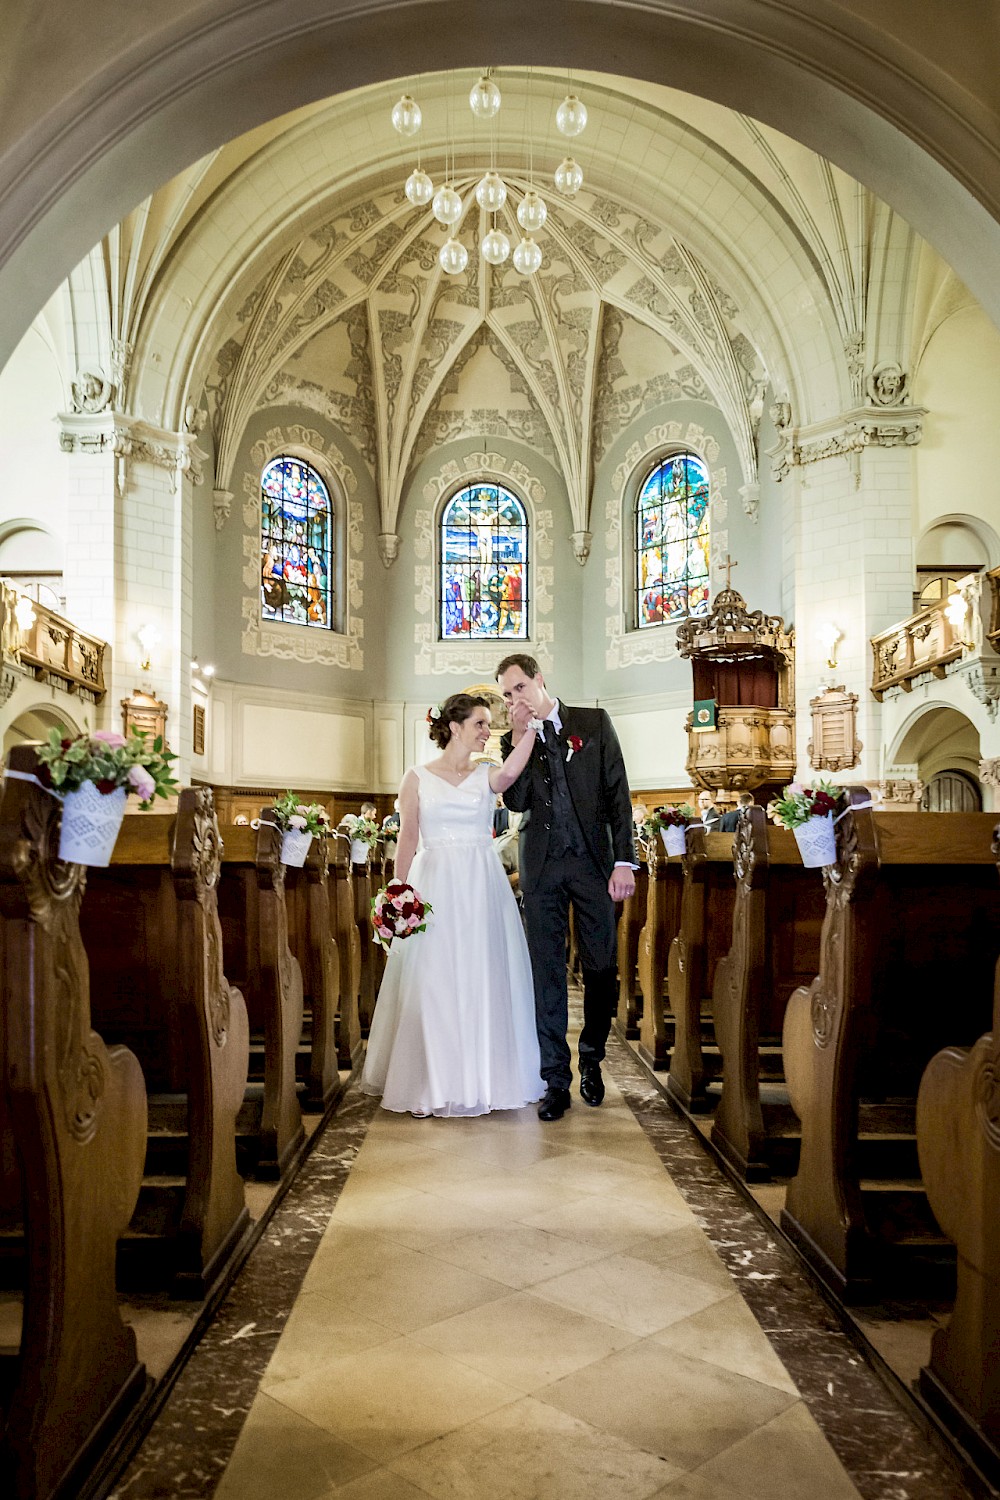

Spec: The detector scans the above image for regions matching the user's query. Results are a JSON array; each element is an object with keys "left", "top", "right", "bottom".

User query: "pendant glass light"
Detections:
[
  {"left": 432, "top": 185, "right": 463, "bottom": 226},
  {"left": 512, "top": 236, "right": 543, "bottom": 276},
  {"left": 405, "top": 168, "right": 434, "bottom": 206},
  {"left": 517, "top": 190, "right": 547, "bottom": 234},
  {"left": 482, "top": 227, "right": 511, "bottom": 265},
  {"left": 391, "top": 94, "right": 422, "bottom": 136},
  {"left": 556, "top": 94, "right": 588, "bottom": 137},
  {"left": 554, "top": 157, "right": 584, "bottom": 196},
  {"left": 469, "top": 73, "right": 502, "bottom": 119},
  {"left": 439, "top": 237, "right": 469, "bottom": 275},
  {"left": 475, "top": 171, "right": 507, "bottom": 213}
]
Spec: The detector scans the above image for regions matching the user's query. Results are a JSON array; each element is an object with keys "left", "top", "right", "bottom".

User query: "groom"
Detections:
[{"left": 496, "top": 653, "right": 636, "bottom": 1120}]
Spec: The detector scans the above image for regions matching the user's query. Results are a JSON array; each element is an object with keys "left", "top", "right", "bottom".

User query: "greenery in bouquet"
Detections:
[
  {"left": 342, "top": 813, "right": 380, "bottom": 848},
  {"left": 642, "top": 802, "right": 696, "bottom": 840},
  {"left": 271, "top": 790, "right": 332, "bottom": 837},
  {"left": 767, "top": 778, "right": 843, "bottom": 830},
  {"left": 36, "top": 726, "right": 177, "bottom": 810},
  {"left": 371, "top": 879, "right": 432, "bottom": 951}
]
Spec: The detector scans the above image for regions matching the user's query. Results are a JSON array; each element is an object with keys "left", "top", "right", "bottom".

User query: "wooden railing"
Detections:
[
  {"left": 0, "top": 580, "right": 106, "bottom": 701},
  {"left": 870, "top": 570, "right": 986, "bottom": 700}
]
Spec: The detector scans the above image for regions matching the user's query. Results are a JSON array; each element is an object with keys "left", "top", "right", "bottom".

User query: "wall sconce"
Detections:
[
  {"left": 13, "top": 595, "right": 36, "bottom": 634},
  {"left": 817, "top": 621, "right": 842, "bottom": 670},
  {"left": 136, "top": 622, "right": 161, "bottom": 672},
  {"left": 945, "top": 591, "right": 974, "bottom": 650}
]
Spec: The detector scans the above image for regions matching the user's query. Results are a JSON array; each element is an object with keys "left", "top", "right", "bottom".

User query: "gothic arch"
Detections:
[{"left": 2, "top": 2, "right": 1000, "bottom": 372}]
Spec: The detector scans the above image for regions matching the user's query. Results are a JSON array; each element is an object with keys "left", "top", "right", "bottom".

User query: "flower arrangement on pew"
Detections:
[
  {"left": 341, "top": 813, "right": 380, "bottom": 865},
  {"left": 35, "top": 726, "right": 178, "bottom": 866},
  {"left": 767, "top": 779, "right": 844, "bottom": 868},
  {"left": 371, "top": 880, "right": 433, "bottom": 952},
  {"left": 272, "top": 790, "right": 331, "bottom": 867},
  {"left": 642, "top": 802, "right": 697, "bottom": 856}
]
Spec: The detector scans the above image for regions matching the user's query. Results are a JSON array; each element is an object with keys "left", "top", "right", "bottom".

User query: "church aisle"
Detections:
[
  {"left": 213, "top": 1071, "right": 857, "bottom": 1500},
  {"left": 112, "top": 1026, "right": 973, "bottom": 1500}
]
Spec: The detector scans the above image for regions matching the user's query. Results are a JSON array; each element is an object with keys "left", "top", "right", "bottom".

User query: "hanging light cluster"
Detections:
[{"left": 391, "top": 71, "right": 588, "bottom": 277}]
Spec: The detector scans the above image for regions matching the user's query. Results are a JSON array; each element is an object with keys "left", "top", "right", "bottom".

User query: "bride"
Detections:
[{"left": 361, "top": 691, "right": 543, "bottom": 1118}]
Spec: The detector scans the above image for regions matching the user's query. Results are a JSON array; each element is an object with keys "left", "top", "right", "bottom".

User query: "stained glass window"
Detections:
[
  {"left": 260, "top": 456, "right": 334, "bottom": 630},
  {"left": 439, "top": 482, "right": 529, "bottom": 639},
  {"left": 635, "top": 452, "right": 710, "bottom": 628}
]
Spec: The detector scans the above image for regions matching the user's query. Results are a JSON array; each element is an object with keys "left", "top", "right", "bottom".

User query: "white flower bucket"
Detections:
[
  {"left": 793, "top": 813, "right": 837, "bottom": 869},
  {"left": 350, "top": 837, "right": 370, "bottom": 865},
  {"left": 661, "top": 824, "right": 687, "bottom": 856},
  {"left": 58, "top": 781, "right": 127, "bottom": 867},
  {"left": 281, "top": 828, "right": 313, "bottom": 867}
]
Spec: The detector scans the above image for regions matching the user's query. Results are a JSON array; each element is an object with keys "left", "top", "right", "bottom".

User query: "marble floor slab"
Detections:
[{"left": 108, "top": 1017, "right": 976, "bottom": 1500}]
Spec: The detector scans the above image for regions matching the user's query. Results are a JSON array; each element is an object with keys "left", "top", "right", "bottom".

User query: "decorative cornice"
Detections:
[
  {"left": 952, "top": 659, "right": 1000, "bottom": 720},
  {"left": 768, "top": 402, "right": 925, "bottom": 484},
  {"left": 57, "top": 411, "right": 207, "bottom": 487}
]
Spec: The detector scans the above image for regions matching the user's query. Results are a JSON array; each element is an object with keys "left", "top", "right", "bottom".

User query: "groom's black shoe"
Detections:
[
  {"left": 579, "top": 1062, "right": 605, "bottom": 1107},
  {"left": 538, "top": 1086, "right": 572, "bottom": 1121}
]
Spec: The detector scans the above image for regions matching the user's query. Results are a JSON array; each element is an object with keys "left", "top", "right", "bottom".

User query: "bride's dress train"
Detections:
[{"left": 361, "top": 762, "right": 543, "bottom": 1117}]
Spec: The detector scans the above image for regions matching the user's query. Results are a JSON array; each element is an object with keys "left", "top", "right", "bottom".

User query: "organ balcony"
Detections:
[
  {"left": 0, "top": 579, "right": 107, "bottom": 702},
  {"left": 870, "top": 569, "right": 1000, "bottom": 715}
]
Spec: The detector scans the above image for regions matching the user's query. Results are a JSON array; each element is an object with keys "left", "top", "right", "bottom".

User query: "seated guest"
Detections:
[
  {"left": 359, "top": 800, "right": 377, "bottom": 821},
  {"left": 696, "top": 789, "right": 722, "bottom": 831},
  {"left": 493, "top": 794, "right": 510, "bottom": 837},
  {"left": 719, "top": 791, "right": 754, "bottom": 831}
]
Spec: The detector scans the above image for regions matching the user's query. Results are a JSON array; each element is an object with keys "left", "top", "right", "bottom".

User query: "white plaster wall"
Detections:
[{"left": 0, "top": 318, "right": 68, "bottom": 558}]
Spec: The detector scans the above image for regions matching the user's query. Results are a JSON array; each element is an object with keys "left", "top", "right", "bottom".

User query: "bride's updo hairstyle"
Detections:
[{"left": 427, "top": 692, "right": 490, "bottom": 749}]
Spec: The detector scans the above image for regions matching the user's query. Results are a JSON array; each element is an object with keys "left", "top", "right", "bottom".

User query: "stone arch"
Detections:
[
  {"left": 2, "top": 3, "right": 1000, "bottom": 372},
  {"left": 888, "top": 700, "right": 983, "bottom": 787},
  {"left": 3, "top": 703, "right": 82, "bottom": 757}
]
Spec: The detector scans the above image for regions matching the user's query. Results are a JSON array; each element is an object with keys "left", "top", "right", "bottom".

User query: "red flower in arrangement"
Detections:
[
  {"left": 371, "top": 882, "right": 433, "bottom": 952},
  {"left": 807, "top": 789, "right": 840, "bottom": 818},
  {"left": 566, "top": 734, "right": 584, "bottom": 762}
]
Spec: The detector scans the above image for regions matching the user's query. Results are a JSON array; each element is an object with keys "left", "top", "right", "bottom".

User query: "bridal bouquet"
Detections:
[{"left": 371, "top": 880, "right": 433, "bottom": 951}]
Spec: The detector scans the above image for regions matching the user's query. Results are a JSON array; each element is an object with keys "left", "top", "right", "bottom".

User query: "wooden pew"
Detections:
[
  {"left": 782, "top": 792, "right": 1000, "bottom": 1299},
  {"left": 330, "top": 836, "right": 362, "bottom": 1070},
  {"left": 284, "top": 836, "right": 343, "bottom": 1112},
  {"left": 666, "top": 827, "right": 735, "bottom": 1110},
  {"left": 616, "top": 850, "right": 648, "bottom": 1039},
  {"left": 352, "top": 845, "right": 376, "bottom": 1036},
  {"left": 916, "top": 827, "right": 1000, "bottom": 1479},
  {"left": 79, "top": 788, "right": 251, "bottom": 1295},
  {"left": 369, "top": 842, "right": 387, "bottom": 993},
  {"left": 637, "top": 837, "right": 684, "bottom": 1071},
  {"left": 711, "top": 807, "right": 825, "bottom": 1180},
  {"left": 0, "top": 745, "right": 147, "bottom": 1499},
  {"left": 217, "top": 817, "right": 305, "bottom": 1180}
]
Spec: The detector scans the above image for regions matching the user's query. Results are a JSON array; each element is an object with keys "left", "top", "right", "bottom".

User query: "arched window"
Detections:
[
  {"left": 439, "top": 481, "right": 529, "bottom": 639},
  {"left": 260, "top": 456, "right": 334, "bottom": 630},
  {"left": 635, "top": 451, "right": 710, "bottom": 628}
]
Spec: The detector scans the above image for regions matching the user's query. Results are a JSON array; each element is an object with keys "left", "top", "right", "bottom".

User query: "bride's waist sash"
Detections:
[{"left": 420, "top": 836, "right": 495, "bottom": 850}]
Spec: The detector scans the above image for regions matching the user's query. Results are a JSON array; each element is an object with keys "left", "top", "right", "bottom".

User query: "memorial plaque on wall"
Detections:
[{"left": 808, "top": 685, "right": 862, "bottom": 772}]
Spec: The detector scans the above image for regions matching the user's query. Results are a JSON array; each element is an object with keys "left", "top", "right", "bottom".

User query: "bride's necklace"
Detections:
[{"left": 434, "top": 755, "right": 477, "bottom": 786}]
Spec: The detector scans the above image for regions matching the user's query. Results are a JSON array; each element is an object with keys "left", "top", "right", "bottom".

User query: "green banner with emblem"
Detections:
[{"left": 692, "top": 698, "right": 717, "bottom": 733}]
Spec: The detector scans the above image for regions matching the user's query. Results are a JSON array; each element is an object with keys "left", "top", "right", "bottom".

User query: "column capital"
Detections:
[
  {"left": 57, "top": 411, "right": 207, "bottom": 487},
  {"left": 768, "top": 401, "right": 926, "bottom": 484}
]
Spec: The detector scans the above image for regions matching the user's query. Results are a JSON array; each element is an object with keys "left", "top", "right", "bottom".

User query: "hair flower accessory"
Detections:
[
  {"left": 566, "top": 734, "right": 584, "bottom": 762},
  {"left": 426, "top": 704, "right": 442, "bottom": 723}
]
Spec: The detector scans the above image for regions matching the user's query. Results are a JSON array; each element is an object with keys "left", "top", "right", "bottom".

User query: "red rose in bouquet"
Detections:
[{"left": 371, "top": 879, "right": 433, "bottom": 952}]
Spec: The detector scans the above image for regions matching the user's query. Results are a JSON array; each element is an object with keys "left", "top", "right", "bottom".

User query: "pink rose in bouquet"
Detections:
[{"left": 371, "top": 879, "right": 433, "bottom": 952}]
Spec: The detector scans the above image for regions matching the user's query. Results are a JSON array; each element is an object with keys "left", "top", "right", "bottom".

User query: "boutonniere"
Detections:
[{"left": 566, "top": 734, "right": 584, "bottom": 762}]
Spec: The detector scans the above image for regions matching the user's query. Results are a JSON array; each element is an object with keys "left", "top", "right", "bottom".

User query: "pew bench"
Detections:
[
  {"left": 782, "top": 794, "right": 1000, "bottom": 1301},
  {"left": 711, "top": 807, "right": 825, "bottom": 1180},
  {"left": 666, "top": 828, "right": 735, "bottom": 1110},
  {"left": 615, "top": 850, "right": 648, "bottom": 1039},
  {"left": 637, "top": 837, "right": 684, "bottom": 1072},
  {"left": 78, "top": 789, "right": 251, "bottom": 1297}
]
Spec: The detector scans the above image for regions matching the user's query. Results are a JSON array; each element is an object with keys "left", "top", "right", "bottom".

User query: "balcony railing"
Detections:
[
  {"left": 870, "top": 570, "right": 991, "bottom": 700},
  {"left": 0, "top": 581, "right": 106, "bottom": 702}
]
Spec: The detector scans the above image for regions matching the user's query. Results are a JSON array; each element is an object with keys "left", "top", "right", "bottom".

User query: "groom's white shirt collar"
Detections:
[{"left": 544, "top": 699, "right": 563, "bottom": 733}]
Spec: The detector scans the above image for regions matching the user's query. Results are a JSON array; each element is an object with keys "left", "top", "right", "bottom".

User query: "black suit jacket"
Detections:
[
  {"left": 718, "top": 808, "right": 741, "bottom": 832},
  {"left": 500, "top": 705, "right": 636, "bottom": 894}
]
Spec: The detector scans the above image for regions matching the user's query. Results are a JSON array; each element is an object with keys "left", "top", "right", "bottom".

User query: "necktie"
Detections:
[{"left": 542, "top": 719, "right": 558, "bottom": 750}]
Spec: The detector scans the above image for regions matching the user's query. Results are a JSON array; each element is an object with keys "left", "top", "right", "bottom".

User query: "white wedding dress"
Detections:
[{"left": 361, "top": 762, "right": 543, "bottom": 1117}]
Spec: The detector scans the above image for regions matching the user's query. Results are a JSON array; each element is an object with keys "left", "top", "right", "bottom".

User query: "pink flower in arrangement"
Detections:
[
  {"left": 786, "top": 783, "right": 805, "bottom": 796},
  {"left": 288, "top": 814, "right": 308, "bottom": 830},
  {"left": 127, "top": 764, "right": 156, "bottom": 800},
  {"left": 93, "top": 731, "right": 127, "bottom": 748}
]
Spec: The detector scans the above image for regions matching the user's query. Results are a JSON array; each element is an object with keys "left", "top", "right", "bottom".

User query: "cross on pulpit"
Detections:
[{"left": 720, "top": 553, "right": 738, "bottom": 589}]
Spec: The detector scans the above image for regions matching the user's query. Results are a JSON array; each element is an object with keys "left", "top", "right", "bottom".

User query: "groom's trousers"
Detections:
[{"left": 522, "top": 852, "right": 618, "bottom": 1090}]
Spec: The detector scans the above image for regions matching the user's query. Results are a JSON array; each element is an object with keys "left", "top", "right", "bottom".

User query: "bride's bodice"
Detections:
[{"left": 415, "top": 763, "right": 494, "bottom": 849}]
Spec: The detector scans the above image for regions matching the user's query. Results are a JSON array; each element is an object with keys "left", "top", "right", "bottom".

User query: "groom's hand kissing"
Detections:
[{"left": 509, "top": 698, "right": 534, "bottom": 742}]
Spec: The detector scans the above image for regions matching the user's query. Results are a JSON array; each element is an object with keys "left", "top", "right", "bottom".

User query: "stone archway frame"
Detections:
[
  {"left": 915, "top": 511, "right": 1000, "bottom": 571},
  {"left": 605, "top": 421, "right": 727, "bottom": 671},
  {"left": 241, "top": 424, "right": 364, "bottom": 669},
  {"left": 413, "top": 452, "right": 553, "bottom": 678}
]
